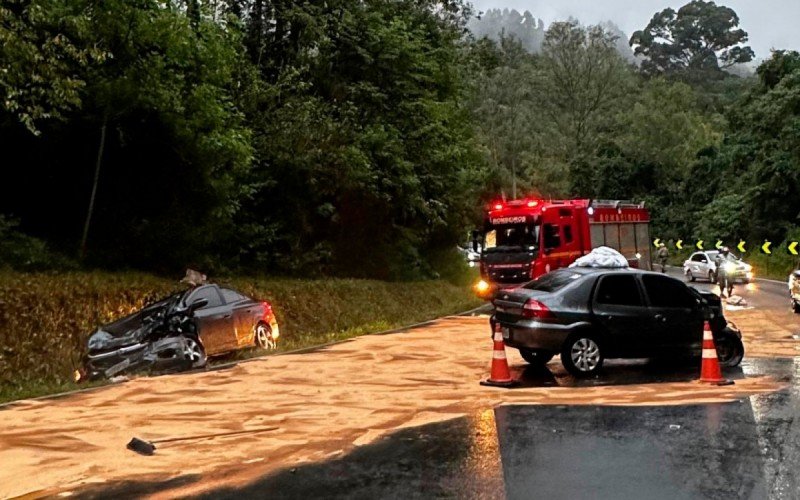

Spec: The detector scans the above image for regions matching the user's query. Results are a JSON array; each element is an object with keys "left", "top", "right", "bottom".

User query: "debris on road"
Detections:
[{"left": 127, "top": 427, "right": 279, "bottom": 456}]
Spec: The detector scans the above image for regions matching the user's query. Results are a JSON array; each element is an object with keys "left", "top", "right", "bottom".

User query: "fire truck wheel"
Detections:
[
  {"left": 518, "top": 348, "right": 554, "bottom": 367},
  {"left": 561, "top": 333, "right": 604, "bottom": 377}
]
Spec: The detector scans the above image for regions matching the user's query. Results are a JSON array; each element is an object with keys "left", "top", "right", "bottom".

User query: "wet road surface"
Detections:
[
  {"left": 183, "top": 359, "right": 798, "bottom": 500},
  {"left": 5, "top": 270, "right": 799, "bottom": 498}
]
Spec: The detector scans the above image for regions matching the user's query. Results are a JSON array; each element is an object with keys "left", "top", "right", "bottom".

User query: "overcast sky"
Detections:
[{"left": 470, "top": 0, "right": 800, "bottom": 59}]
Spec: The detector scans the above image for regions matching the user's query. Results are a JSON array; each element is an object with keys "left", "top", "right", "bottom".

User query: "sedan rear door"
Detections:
[
  {"left": 220, "top": 288, "right": 259, "bottom": 347},
  {"left": 591, "top": 273, "right": 649, "bottom": 357},
  {"left": 640, "top": 274, "right": 704, "bottom": 355},
  {"left": 186, "top": 285, "right": 236, "bottom": 354}
]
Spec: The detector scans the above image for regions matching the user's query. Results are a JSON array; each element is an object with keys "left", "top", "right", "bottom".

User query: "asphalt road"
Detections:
[
  {"left": 9, "top": 267, "right": 800, "bottom": 499},
  {"left": 667, "top": 266, "right": 790, "bottom": 310},
  {"left": 189, "top": 269, "right": 800, "bottom": 499},
  {"left": 174, "top": 358, "right": 800, "bottom": 500}
]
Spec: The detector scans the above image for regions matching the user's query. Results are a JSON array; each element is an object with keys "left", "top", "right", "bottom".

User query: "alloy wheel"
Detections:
[
  {"left": 570, "top": 338, "right": 601, "bottom": 372},
  {"left": 183, "top": 337, "right": 204, "bottom": 363},
  {"left": 256, "top": 324, "right": 276, "bottom": 350}
]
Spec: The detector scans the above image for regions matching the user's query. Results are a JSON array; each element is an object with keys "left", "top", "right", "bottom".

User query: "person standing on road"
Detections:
[
  {"left": 715, "top": 247, "right": 734, "bottom": 298},
  {"left": 656, "top": 243, "right": 669, "bottom": 273}
]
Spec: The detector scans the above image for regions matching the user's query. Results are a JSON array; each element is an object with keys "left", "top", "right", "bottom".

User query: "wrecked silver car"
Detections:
[{"left": 78, "top": 284, "right": 280, "bottom": 381}]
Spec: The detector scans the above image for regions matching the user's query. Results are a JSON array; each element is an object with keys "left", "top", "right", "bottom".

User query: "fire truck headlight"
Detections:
[
  {"left": 587, "top": 207, "right": 594, "bottom": 215},
  {"left": 474, "top": 280, "right": 490, "bottom": 293}
]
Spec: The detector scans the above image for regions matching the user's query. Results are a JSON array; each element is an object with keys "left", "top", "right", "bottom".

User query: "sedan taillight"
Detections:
[{"left": 522, "top": 298, "right": 554, "bottom": 319}]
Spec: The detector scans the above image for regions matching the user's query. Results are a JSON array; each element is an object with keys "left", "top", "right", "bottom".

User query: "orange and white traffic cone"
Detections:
[
  {"left": 699, "top": 321, "right": 734, "bottom": 386},
  {"left": 480, "top": 322, "right": 518, "bottom": 388}
]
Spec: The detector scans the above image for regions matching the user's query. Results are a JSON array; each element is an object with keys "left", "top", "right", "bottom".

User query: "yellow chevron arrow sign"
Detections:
[
  {"left": 790, "top": 242, "right": 798, "bottom": 256},
  {"left": 762, "top": 241, "right": 772, "bottom": 255},
  {"left": 696, "top": 240, "right": 704, "bottom": 250},
  {"left": 653, "top": 238, "right": 661, "bottom": 248},
  {"left": 737, "top": 240, "right": 746, "bottom": 253},
  {"left": 675, "top": 239, "right": 683, "bottom": 250},
  {"left": 715, "top": 240, "right": 723, "bottom": 250}
]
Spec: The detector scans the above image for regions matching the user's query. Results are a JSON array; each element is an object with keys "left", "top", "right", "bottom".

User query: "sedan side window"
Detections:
[
  {"left": 595, "top": 275, "right": 643, "bottom": 307},
  {"left": 692, "top": 254, "right": 706, "bottom": 263},
  {"left": 221, "top": 288, "right": 246, "bottom": 304},
  {"left": 187, "top": 286, "right": 223, "bottom": 309},
  {"left": 642, "top": 275, "right": 696, "bottom": 309}
]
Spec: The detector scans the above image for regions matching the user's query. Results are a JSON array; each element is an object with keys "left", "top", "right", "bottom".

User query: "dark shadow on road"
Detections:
[
  {"left": 513, "top": 357, "right": 746, "bottom": 389},
  {"left": 74, "top": 410, "right": 504, "bottom": 500}
]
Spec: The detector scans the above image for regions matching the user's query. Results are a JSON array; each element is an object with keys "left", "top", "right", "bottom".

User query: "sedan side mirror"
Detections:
[{"left": 189, "top": 298, "right": 208, "bottom": 313}]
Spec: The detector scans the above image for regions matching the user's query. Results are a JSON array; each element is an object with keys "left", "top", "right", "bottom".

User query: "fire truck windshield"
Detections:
[{"left": 484, "top": 223, "right": 539, "bottom": 253}]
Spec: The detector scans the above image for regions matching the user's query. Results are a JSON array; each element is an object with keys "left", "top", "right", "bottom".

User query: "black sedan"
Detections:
[
  {"left": 492, "top": 268, "right": 744, "bottom": 376},
  {"left": 80, "top": 284, "right": 280, "bottom": 380}
]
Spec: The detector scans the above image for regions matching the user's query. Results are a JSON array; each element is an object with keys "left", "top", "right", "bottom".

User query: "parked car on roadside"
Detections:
[
  {"left": 492, "top": 268, "right": 744, "bottom": 377},
  {"left": 683, "top": 250, "right": 753, "bottom": 284},
  {"left": 790, "top": 269, "right": 800, "bottom": 313},
  {"left": 80, "top": 284, "right": 279, "bottom": 380}
]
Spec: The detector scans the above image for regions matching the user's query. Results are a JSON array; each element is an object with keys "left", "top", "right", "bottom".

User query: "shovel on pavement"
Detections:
[{"left": 127, "top": 426, "right": 278, "bottom": 456}]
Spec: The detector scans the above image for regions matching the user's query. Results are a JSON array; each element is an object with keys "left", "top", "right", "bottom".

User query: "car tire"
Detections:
[
  {"left": 708, "top": 271, "right": 715, "bottom": 283},
  {"left": 255, "top": 322, "right": 277, "bottom": 350},
  {"left": 519, "top": 348, "right": 554, "bottom": 367},
  {"left": 182, "top": 336, "right": 207, "bottom": 368},
  {"left": 685, "top": 270, "right": 695, "bottom": 282},
  {"left": 561, "top": 333, "right": 604, "bottom": 377},
  {"left": 715, "top": 333, "right": 744, "bottom": 367}
]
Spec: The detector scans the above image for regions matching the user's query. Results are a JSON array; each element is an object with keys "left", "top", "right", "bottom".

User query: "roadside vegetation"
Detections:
[
  {"left": 0, "top": 269, "right": 480, "bottom": 403},
  {"left": 4, "top": 0, "right": 799, "bottom": 279}
]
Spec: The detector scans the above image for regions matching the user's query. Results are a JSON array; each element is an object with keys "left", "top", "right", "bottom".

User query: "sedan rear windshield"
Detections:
[{"left": 523, "top": 270, "right": 582, "bottom": 292}]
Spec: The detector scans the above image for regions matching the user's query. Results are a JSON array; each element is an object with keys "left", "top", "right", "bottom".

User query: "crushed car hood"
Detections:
[{"left": 87, "top": 297, "right": 174, "bottom": 351}]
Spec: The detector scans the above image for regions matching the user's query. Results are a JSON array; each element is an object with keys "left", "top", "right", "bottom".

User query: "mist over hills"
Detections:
[
  {"left": 467, "top": 8, "right": 638, "bottom": 61},
  {"left": 467, "top": 7, "right": 755, "bottom": 75}
]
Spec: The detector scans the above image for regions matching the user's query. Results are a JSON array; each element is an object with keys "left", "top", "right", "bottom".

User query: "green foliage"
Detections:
[
  {"left": 0, "top": 0, "right": 105, "bottom": 134},
  {"left": 630, "top": 0, "right": 754, "bottom": 79},
  {"left": 234, "top": 0, "right": 485, "bottom": 279},
  {"left": 695, "top": 194, "right": 745, "bottom": 240}
]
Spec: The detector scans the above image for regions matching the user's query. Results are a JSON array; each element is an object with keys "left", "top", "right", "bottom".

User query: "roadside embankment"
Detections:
[{"left": 0, "top": 271, "right": 481, "bottom": 403}]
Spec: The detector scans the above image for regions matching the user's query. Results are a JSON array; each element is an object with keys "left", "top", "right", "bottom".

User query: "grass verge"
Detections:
[{"left": 0, "top": 271, "right": 481, "bottom": 404}]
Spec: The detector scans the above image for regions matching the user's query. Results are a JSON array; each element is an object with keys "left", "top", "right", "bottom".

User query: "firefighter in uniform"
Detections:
[
  {"left": 715, "top": 247, "right": 734, "bottom": 298},
  {"left": 656, "top": 243, "right": 669, "bottom": 273}
]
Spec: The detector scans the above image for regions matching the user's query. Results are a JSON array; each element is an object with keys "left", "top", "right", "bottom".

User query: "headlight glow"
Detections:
[
  {"left": 474, "top": 280, "right": 490, "bottom": 293},
  {"left": 724, "top": 262, "right": 737, "bottom": 273}
]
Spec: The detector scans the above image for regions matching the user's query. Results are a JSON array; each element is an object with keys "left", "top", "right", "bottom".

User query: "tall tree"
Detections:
[
  {"left": 538, "top": 21, "right": 632, "bottom": 159},
  {"left": 630, "top": 0, "right": 754, "bottom": 78},
  {"left": 0, "top": 0, "right": 104, "bottom": 134}
]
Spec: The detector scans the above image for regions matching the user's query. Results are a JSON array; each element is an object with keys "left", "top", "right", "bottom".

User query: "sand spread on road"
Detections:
[
  {"left": 0, "top": 314, "right": 785, "bottom": 498},
  {"left": 726, "top": 308, "right": 800, "bottom": 358}
]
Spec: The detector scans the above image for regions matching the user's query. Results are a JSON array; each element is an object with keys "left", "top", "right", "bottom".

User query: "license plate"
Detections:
[{"left": 502, "top": 327, "right": 510, "bottom": 339}]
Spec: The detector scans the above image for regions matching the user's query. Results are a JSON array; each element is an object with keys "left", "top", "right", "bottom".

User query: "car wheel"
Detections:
[
  {"left": 519, "top": 348, "right": 554, "bottom": 367},
  {"left": 182, "top": 336, "right": 207, "bottom": 368},
  {"left": 685, "top": 270, "right": 695, "bottom": 282},
  {"left": 255, "top": 322, "right": 277, "bottom": 350},
  {"left": 708, "top": 271, "right": 715, "bottom": 283},
  {"left": 715, "top": 334, "right": 744, "bottom": 367},
  {"left": 561, "top": 334, "right": 604, "bottom": 377}
]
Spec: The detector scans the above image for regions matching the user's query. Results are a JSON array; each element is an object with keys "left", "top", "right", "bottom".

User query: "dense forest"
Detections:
[{"left": 1, "top": 0, "right": 799, "bottom": 279}]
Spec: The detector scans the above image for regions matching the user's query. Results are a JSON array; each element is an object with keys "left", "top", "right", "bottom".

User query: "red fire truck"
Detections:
[{"left": 472, "top": 198, "right": 651, "bottom": 297}]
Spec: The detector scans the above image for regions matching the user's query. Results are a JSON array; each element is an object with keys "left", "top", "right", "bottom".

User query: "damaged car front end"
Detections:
[{"left": 78, "top": 293, "right": 209, "bottom": 381}]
